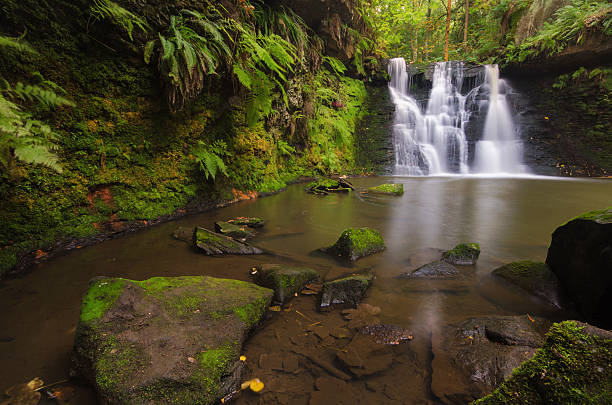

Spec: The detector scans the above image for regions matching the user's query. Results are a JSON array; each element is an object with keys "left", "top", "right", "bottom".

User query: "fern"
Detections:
[
  {"left": 146, "top": 10, "right": 232, "bottom": 111},
  {"left": 89, "top": 0, "right": 149, "bottom": 41},
  {"left": 0, "top": 34, "right": 35, "bottom": 54},
  {"left": 191, "top": 140, "right": 230, "bottom": 180},
  {"left": 322, "top": 56, "right": 347, "bottom": 76}
]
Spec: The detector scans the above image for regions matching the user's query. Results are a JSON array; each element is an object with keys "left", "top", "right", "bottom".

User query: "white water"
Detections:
[{"left": 388, "top": 58, "right": 525, "bottom": 175}]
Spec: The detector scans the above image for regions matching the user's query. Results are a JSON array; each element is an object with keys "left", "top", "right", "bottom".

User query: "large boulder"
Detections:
[
  {"left": 492, "top": 261, "right": 565, "bottom": 309},
  {"left": 253, "top": 264, "right": 318, "bottom": 305},
  {"left": 193, "top": 227, "right": 263, "bottom": 255},
  {"left": 72, "top": 276, "right": 273, "bottom": 405},
  {"left": 474, "top": 321, "right": 612, "bottom": 404},
  {"left": 322, "top": 228, "right": 385, "bottom": 261},
  {"left": 545, "top": 207, "right": 612, "bottom": 328},
  {"left": 431, "top": 315, "right": 551, "bottom": 404}
]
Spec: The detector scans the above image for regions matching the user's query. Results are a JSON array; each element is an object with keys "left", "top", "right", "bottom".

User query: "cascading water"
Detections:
[
  {"left": 473, "top": 65, "right": 524, "bottom": 173},
  {"left": 388, "top": 58, "right": 525, "bottom": 175}
]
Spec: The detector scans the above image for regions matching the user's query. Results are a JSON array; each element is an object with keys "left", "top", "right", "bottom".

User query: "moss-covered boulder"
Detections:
[
  {"left": 72, "top": 276, "right": 273, "bottom": 405},
  {"left": 193, "top": 227, "right": 262, "bottom": 255},
  {"left": 306, "top": 178, "right": 353, "bottom": 195},
  {"left": 473, "top": 320, "right": 612, "bottom": 404},
  {"left": 227, "top": 217, "right": 265, "bottom": 228},
  {"left": 319, "top": 270, "right": 375, "bottom": 309},
  {"left": 431, "top": 315, "right": 551, "bottom": 403},
  {"left": 322, "top": 227, "right": 386, "bottom": 261},
  {"left": 492, "top": 261, "right": 565, "bottom": 309},
  {"left": 399, "top": 260, "right": 460, "bottom": 279},
  {"left": 442, "top": 243, "right": 481, "bottom": 266},
  {"left": 367, "top": 183, "right": 404, "bottom": 196},
  {"left": 546, "top": 207, "right": 612, "bottom": 328},
  {"left": 214, "top": 221, "right": 254, "bottom": 240},
  {"left": 254, "top": 264, "right": 318, "bottom": 305}
]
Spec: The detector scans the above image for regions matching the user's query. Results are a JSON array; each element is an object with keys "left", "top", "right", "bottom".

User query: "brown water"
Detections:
[{"left": 1, "top": 176, "right": 610, "bottom": 404}]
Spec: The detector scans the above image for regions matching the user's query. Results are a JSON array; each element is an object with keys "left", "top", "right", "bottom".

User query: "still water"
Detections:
[{"left": 1, "top": 176, "right": 610, "bottom": 403}]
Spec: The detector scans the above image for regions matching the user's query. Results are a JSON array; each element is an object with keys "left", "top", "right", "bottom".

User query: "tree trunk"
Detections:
[
  {"left": 445, "top": 0, "right": 451, "bottom": 61},
  {"left": 464, "top": 0, "right": 469, "bottom": 47},
  {"left": 425, "top": 0, "right": 431, "bottom": 60}
]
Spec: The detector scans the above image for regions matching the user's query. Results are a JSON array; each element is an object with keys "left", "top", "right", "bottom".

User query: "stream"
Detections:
[{"left": 1, "top": 175, "right": 611, "bottom": 403}]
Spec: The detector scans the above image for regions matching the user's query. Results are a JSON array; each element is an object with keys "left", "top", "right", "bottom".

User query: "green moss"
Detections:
[
  {"left": 330, "top": 227, "right": 386, "bottom": 260},
  {"left": 95, "top": 336, "right": 148, "bottom": 397},
  {"left": 368, "top": 183, "right": 404, "bottom": 195},
  {"left": 307, "top": 178, "right": 340, "bottom": 189},
  {"left": 193, "top": 342, "right": 240, "bottom": 398},
  {"left": 570, "top": 207, "right": 612, "bottom": 225},
  {"left": 473, "top": 321, "right": 612, "bottom": 404},
  {"left": 442, "top": 242, "right": 481, "bottom": 265},
  {"left": 233, "top": 295, "right": 269, "bottom": 329},
  {"left": 80, "top": 278, "right": 127, "bottom": 323}
]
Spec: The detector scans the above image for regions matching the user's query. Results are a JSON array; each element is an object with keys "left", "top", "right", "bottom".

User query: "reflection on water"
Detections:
[{"left": 0, "top": 176, "right": 610, "bottom": 402}]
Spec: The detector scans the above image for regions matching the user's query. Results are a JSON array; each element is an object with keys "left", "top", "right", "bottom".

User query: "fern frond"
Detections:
[
  {"left": 90, "top": 0, "right": 149, "bottom": 41},
  {"left": 0, "top": 35, "right": 36, "bottom": 54}
]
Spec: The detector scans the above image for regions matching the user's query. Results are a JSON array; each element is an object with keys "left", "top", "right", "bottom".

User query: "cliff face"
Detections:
[{"left": 0, "top": 0, "right": 385, "bottom": 277}]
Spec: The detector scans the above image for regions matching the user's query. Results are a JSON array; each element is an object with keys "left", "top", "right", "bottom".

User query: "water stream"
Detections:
[
  {"left": 1, "top": 177, "right": 610, "bottom": 404},
  {"left": 388, "top": 58, "right": 525, "bottom": 175}
]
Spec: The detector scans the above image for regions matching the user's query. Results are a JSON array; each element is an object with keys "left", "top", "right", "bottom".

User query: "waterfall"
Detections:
[
  {"left": 473, "top": 65, "right": 524, "bottom": 173},
  {"left": 387, "top": 58, "right": 525, "bottom": 175}
]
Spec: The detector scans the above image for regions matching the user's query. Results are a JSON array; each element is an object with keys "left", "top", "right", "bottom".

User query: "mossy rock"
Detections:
[
  {"left": 193, "top": 227, "right": 262, "bottom": 255},
  {"left": 227, "top": 217, "right": 265, "bottom": 228},
  {"left": 546, "top": 207, "right": 612, "bottom": 328},
  {"left": 72, "top": 276, "right": 273, "bottom": 405},
  {"left": 172, "top": 226, "right": 193, "bottom": 243},
  {"left": 323, "top": 227, "right": 386, "bottom": 261},
  {"left": 442, "top": 242, "right": 481, "bottom": 265},
  {"left": 367, "top": 183, "right": 404, "bottom": 196},
  {"left": 214, "top": 221, "right": 254, "bottom": 240},
  {"left": 319, "top": 269, "right": 375, "bottom": 309},
  {"left": 306, "top": 178, "right": 353, "bottom": 195},
  {"left": 254, "top": 264, "right": 318, "bottom": 305},
  {"left": 492, "top": 261, "right": 565, "bottom": 309},
  {"left": 473, "top": 320, "right": 612, "bottom": 404}
]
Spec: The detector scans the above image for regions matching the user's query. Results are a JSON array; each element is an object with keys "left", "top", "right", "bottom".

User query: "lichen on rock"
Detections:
[{"left": 72, "top": 275, "right": 273, "bottom": 404}]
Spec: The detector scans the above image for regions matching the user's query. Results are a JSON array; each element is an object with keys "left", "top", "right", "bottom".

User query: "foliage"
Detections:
[
  {"left": 89, "top": 0, "right": 149, "bottom": 41},
  {"left": 145, "top": 9, "right": 232, "bottom": 111},
  {"left": 191, "top": 140, "right": 230, "bottom": 180}
]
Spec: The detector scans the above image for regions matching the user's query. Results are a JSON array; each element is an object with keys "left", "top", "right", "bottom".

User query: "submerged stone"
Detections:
[
  {"left": 360, "top": 324, "right": 413, "bottom": 345},
  {"left": 193, "top": 226, "right": 262, "bottom": 255},
  {"left": 492, "top": 261, "right": 565, "bottom": 309},
  {"left": 227, "top": 217, "right": 265, "bottom": 228},
  {"left": 72, "top": 276, "right": 273, "bottom": 405},
  {"left": 254, "top": 264, "right": 318, "bottom": 305},
  {"left": 399, "top": 260, "right": 460, "bottom": 278},
  {"left": 431, "top": 315, "right": 551, "bottom": 404},
  {"left": 172, "top": 226, "right": 192, "bottom": 243},
  {"left": 306, "top": 178, "right": 353, "bottom": 195},
  {"left": 546, "top": 207, "right": 612, "bottom": 328},
  {"left": 322, "top": 227, "right": 385, "bottom": 261},
  {"left": 214, "top": 221, "right": 254, "bottom": 240},
  {"left": 319, "top": 270, "right": 375, "bottom": 309},
  {"left": 367, "top": 183, "right": 404, "bottom": 196},
  {"left": 442, "top": 242, "right": 480, "bottom": 265},
  {"left": 474, "top": 321, "right": 612, "bottom": 404}
]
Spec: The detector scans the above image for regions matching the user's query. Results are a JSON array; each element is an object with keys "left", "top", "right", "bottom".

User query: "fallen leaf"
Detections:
[
  {"left": 269, "top": 306, "right": 281, "bottom": 312},
  {"left": 187, "top": 357, "right": 195, "bottom": 363}
]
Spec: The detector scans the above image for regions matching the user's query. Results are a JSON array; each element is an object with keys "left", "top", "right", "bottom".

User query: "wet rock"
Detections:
[
  {"left": 214, "top": 221, "right": 254, "bottom": 240},
  {"left": 171, "top": 226, "right": 192, "bottom": 243},
  {"left": 254, "top": 264, "right": 318, "bottom": 305},
  {"left": 367, "top": 183, "right": 404, "bottom": 196},
  {"left": 492, "top": 261, "right": 565, "bottom": 309},
  {"left": 545, "top": 207, "right": 612, "bottom": 328},
  {"left": 322, "top": 228, "right": 385, "bottom": 261},
  {"left": 474, "top": 320, "right": 612, "bottom": 404},
  {"left": 336, "top": 333, "right": 393, "bottom": 377},
  {"left": 71, "top": 276, "right": 273, "bottom": 405},
  {"left": 399, "top": 260, "right": 460, "bottom": 278},
  {"left": 306, "top": 178, "right": 352, "bottom": 195},
  {"left": 227, "top": 216, "right": 265, "bottom": 228},
  {"left": 442, "top": 242, "right": 481, "bottom": 265},
  {"left": 309, "top": 377, "right": 358, "bottom": 405},
  {"left": 319, "top": 270, "right": 375, "bottom": 309},
  {"left": 341, "top": 303, "right": 382, "bottom": 329},
  {"left": 360, "top": 324, "right": 413, "bottom": 345},
  {"left": 431, "top": 315, "right": 551, "bottom": 403},
  {"left": 292, "top": 348, "right": 351, "bottom": 380},
  {"left": 193, "top": 226, "right": 262, "bottom": 255}
]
